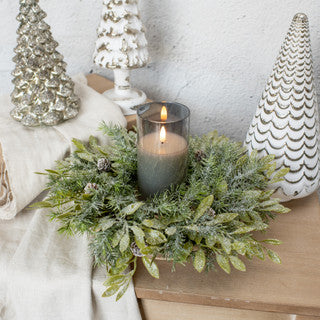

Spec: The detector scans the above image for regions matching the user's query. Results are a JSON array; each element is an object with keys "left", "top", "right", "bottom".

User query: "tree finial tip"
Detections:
[{"left": 293, "top": 13, "right": 308, "bottom": 23}]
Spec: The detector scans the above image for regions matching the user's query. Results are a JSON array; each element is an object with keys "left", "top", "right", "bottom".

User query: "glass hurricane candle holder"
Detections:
[{"left": 137, "top": 102, "right": 190, "bottom": 197}]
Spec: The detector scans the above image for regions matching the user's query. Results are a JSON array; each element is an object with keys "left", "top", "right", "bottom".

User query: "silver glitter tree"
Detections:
[{"left": 10, "top": 0, "right": 80, "bottom": 127}]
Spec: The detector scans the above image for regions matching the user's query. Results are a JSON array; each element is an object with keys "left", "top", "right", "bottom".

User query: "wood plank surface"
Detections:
[
  {"left": 139, "top": 299, "right": 320, "bottom": 320},
  {"left": 87, "top": 73, "right": 320, "bottom": 318},
  {"left": 134, "top": 193, "right": 320, "bottom": 317}
]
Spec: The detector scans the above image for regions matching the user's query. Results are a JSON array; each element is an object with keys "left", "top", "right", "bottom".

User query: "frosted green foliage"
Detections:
[{"left": 34, "top": 123, "right": 290, "bottom": 299}]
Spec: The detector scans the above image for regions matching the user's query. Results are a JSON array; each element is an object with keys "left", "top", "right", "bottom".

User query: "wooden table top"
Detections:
[{"left": 87, "top": 73, "right": 320, "bottom": 318}]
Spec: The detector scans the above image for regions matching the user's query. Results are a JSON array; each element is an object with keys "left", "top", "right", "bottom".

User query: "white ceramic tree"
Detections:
[
  {"left": 94, "top": 0, "right": 149, "bottom": 115},
  {"left": 245, "top": 13, "right": 320, "bottom": 202}
]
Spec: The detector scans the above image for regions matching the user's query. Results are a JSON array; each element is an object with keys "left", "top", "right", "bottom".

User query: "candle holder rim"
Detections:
[{"left": 137, "top": 101, "right": 191, "bottom": 124}]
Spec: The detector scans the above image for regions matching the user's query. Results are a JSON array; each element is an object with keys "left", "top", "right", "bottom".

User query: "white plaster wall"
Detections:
[{"left": 0, "top": 0, "right": 319, "bottom": 140}]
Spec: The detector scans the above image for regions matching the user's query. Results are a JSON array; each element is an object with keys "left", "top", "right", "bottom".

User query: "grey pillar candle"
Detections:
[{"left": 137, "top": 102, "right": 190, "bottom": 197}]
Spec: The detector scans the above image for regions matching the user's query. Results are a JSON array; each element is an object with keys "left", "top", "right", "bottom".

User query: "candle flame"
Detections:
[
  {"left": 161, "top": 106, "right": 168, "bottom": 121},
  {"left": 160, "top": 126, "right": 166, "bottom": 143}
]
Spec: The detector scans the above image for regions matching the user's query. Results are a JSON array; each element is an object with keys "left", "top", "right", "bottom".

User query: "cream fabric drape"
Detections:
[
  {"left": 0, "top": 75, "right": 142, "bottom": 320},
  {"left": 0, "top": 206, "right": 141, "bottom": 320}
]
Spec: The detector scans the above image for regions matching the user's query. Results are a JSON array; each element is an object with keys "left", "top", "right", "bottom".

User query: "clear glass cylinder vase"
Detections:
[{"left": 137, "top": 102, "right": 190, "bottom": 197}]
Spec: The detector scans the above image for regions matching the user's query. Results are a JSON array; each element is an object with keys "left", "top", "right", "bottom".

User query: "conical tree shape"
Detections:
[
  {"left": 245, "top": 13, "right": 320, "bottom": 201},
  {"left": 11, "top": 0, "right": 80, "bottom": 127},
  {"left": 93, "top": 0, "right": 149, "bottom": 70}
]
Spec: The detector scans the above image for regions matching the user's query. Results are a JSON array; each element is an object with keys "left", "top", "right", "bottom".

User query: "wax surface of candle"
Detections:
[{"left": 138, "top": 132, "right": 188, "bottom": 197}]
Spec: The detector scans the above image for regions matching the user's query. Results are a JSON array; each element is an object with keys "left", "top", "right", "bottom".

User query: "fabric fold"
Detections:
[
  {"left": 0, "top": 75, "right": 141, "bottom": 319},
  {"left": 3, "top": 208, "right": 141, "bottom": 320},
  {"left": 0, "top": 74, "right": 126, "bottom": 220}
]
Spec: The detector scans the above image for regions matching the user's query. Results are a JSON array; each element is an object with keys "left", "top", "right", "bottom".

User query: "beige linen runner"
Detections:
[{"left": 0, "top": 75, "right": 141, "bottom": 320}]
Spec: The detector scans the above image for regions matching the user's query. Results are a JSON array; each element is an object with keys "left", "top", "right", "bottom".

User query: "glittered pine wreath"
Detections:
[{"left": 35, "top": 123, "right": 290, "bottom": 301}]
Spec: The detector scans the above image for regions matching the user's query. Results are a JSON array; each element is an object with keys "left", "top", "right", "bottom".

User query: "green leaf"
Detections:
[
  {"left": 270, "top": 167, "right": 290, "bottom": 184},
  {"left": 232, "top": 241, "right": 246, "bottom": 255},
  {"left": 243, "top": 190, "right": 261, "bottom": 200},
  {"left": 260, "top": 189, "right": 275, "bottom": 201},
  {"left": 213, "top": 213, "right": 238, "bottom": 224},
  {"left": 267, "top": 249, "right": 281, "bottom": 264},
  {"left": 45, "top": 169, "right": 60, "bottom": 175},
  {"left": 116, "top": 281, "right": 130, "bottom": 301},
  {"left": 232, "top": 226, "right": 256, "bottom": 234},
  {"left": 193, "top": 248, "right": 206, "bottom": 273},
  {"left": 216, "top": 254, "right": 230, "bottom": 274},
  {"left": 76, "top": 152, "right": 94, "bottom": 162},
  {"left": 261, "top": 203, "right": 290, "bottom": 214},
  {"left": 119, "top": 230, "right": 130, "bottom": 253},
  {"left": 99, "top": 218, "right": 116, "bottom": 231},
  {"left": 56, "top": 211, "right": 77, "bottom": 219},
  {"left": 194, "top": 195, "right": 214, "bottom": 222},
  {"left": 102, "top": 284, "right": 120, "bottom": 297},
  {"left": 245, "top": 242, "right": 265, "bottom": 260},
  {"left": 260, "top": 199, "right": 280, "bottom": 208},
  {"left": 181, "top": 241, "right": 193, "bottom": 260},
  {"left": 260, "top": 154, "right": 275, "bottom": 168},
  {"left": 145, "top": 229, "right": 167, "bottom": 245},
  {"left": 130, "top": 225, "right": 145, "bottom": 238},
  {"left": 266, "top": 162, "right": 277, "bottom": 177},
  {"left": 142, "top": 219, "right": 166, "bottom": 230},
  {"left": 72, "top": 138, "right": 86, "bottom": 152},
  {"left": 165, "top": 226, "right": 177, "bottom": 236},
  {"left": 30, "top": 201, "right": 54, "bottom": 208},
  {"left": 109, "top": 264, "right": 128, "bottom": 275},
  {"left": 89, "top": 135, "right": 99, "bottom": 149},
  {"left": 252, "top": 244, "right": 265, "bottom": 260},
  {"left": 229, "top": 256, "right": 246, "bottom": 271},
  {"left": 217, "top": 236, "right": 232, "bottom": 254},
  {"left": 112, "top": 229, "right": 124, "bottom": 248},
  {"left": 114, "top": 250, "right": 133, "bottom": 273},
  {"left": 240, "top": 212, "right": 252, "bottom": 223},
  {"left": 205, "top": 235, "right": 217, "bottom": 249},
  {"left": 103, "top": 275, "right": 126, "bottom": 287},
  {"left": 121, "top": 202, "right": 144, "bottom": 216},
  {"left": 130, "top": 225, "right": 145, "bottom": 248},
  {"left": 140, "top": 246, "right": 158, "bottom": 255},
  {"left": 261, "top": 239, "right": 282, "bottom": 245},
  {"left": 142, "top": 257, "right": 160, "bottom": 279},
  {"left": 248, "top": 211, "right": 263, "bottom": 223},
  {"left": 252, "top": 221, "right": 268, "bottom": 231},
  {"left": 249, "top": 149, "right": 258, "bottom": 160}
]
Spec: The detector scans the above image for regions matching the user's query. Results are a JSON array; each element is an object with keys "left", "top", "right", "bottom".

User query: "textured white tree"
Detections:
[
  {"left": 94, "top": 0, "right": 149, "bottom": 115},
  {"left": 245, "top": 13, "right": 320, "bottom": 201},
  {"left": 11, "top": 0, "right": 80, "bottom": 127}
]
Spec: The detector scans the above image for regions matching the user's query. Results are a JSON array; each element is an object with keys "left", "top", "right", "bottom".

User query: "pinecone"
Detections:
[
  {"left": 97, "top": 158, "right": 111, "bottom": 172},
  {"left": 195, "top": 150, "right": 206, "bottom": 162},
  {"left": 208, "top": 208, "right": 216, "bottom": 217},
  {"left": 84, "top": 183, "right": 98, "bottom": 194},
  {"left": 130, "top": 242, "right": 144, "bottom": 257}
]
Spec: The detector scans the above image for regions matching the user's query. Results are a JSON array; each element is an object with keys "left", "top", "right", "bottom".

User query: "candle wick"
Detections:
[{"left": 161, "top": 142, "right": 164, "bottom": 145}]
